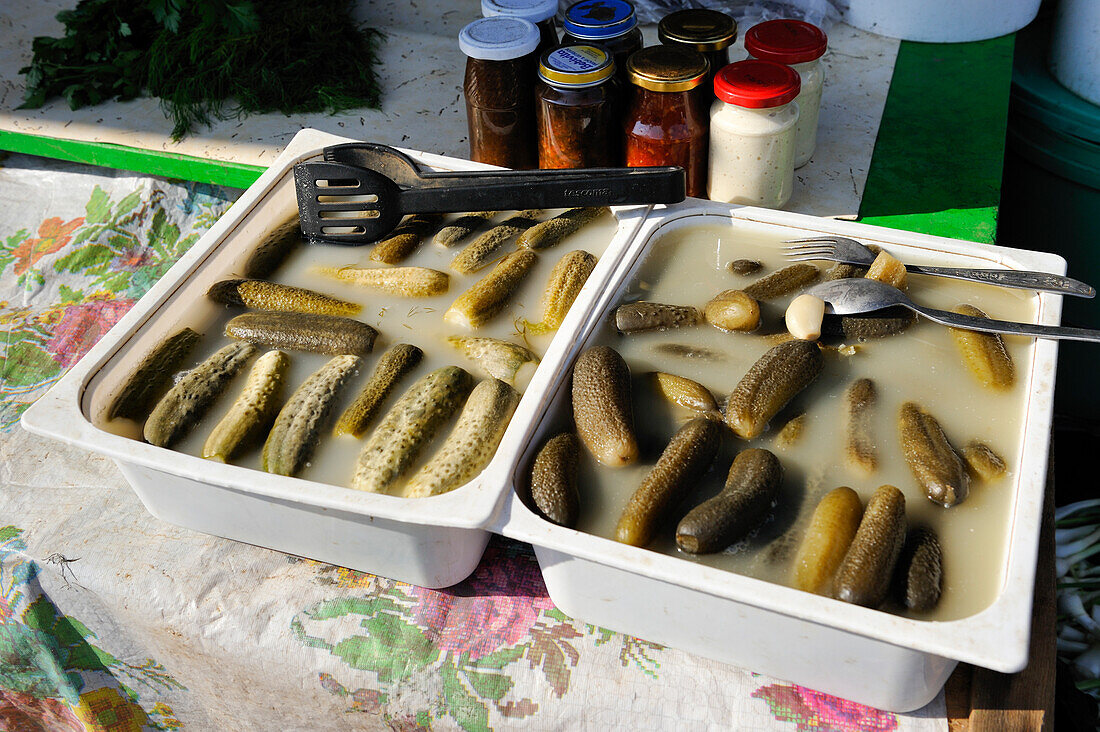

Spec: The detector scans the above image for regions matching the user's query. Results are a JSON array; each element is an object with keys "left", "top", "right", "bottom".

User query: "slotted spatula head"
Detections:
[{"left": 294, "top": 161, "right": 403, "bottom": 245}]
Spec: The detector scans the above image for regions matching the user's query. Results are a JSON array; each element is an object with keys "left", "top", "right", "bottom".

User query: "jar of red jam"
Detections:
[
  {"left": 657, "top": 8, "right": 737, "bottom": 98},
  {"left": 536, "top": 44, "right": 619, "bottom": 169},
  {"left": 561, "top": 0, "right": 642, "bottom": 85},
  {"left": 623, "top": 46, "right": 709, "bottom": 197},
  {"left": 482, "top": 0, "right": 559, "bottom": 56},
  {"left": 744, "top": 19, "right": 827, "bottom": 169},
  {"left": 460, "top": 16, "right": 541, "bottom": 169}
]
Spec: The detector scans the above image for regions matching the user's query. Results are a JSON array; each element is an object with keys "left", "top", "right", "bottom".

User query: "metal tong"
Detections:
[{"left": 294, "top": 142, "right": 686, "bottom": 245}]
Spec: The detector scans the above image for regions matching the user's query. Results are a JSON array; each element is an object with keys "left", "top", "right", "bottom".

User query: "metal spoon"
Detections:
[{"left": 806, "top": 278, "right": 1100, "bottom": 342}]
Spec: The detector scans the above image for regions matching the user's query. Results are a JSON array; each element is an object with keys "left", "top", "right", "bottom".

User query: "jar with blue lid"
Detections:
[
  {"left": 560, "top": 0, "right": 642, "bottom": 84},
  {"left": 460, "top": 16, "right": 542, "bottom": 169}
]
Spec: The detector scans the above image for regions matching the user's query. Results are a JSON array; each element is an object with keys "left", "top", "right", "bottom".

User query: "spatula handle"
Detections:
[{"left": 398, "top": 167, "right": 686, "bottom": 211}]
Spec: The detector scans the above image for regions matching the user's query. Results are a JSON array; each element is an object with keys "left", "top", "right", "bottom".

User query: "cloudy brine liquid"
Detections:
[
  {"left": 563, "top": 220, "right": 1037, "bottom": 622},
  {"left": 97, "top": 204, "right": 620, "bottom": 496}
]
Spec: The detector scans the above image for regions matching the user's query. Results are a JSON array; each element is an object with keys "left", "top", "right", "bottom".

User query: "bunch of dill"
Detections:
[{"left": 20, "top": 0, "right": 384, "bottom": 139}]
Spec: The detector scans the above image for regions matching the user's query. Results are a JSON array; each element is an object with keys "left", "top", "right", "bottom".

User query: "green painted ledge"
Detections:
[
  {"left": 0, "top": 129, "right": 264, "bottom": 189},
  {"left": 857, "top": 35, "right": 1016, "bottom": 243}
]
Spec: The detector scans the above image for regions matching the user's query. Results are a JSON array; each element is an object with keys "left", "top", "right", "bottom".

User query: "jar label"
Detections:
[{"left": 546, "top": 45, "right": 608, "bottom": 72}]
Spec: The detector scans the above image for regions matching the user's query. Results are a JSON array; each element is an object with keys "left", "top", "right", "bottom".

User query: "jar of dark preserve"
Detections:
[
  {"left": 657, "top": 9, "right": 737, "bottom": 100},
  {"left": 536, "top": 44, "right": 619, "bottom": 169},
  {"left": 460, "top": 16, "right": 541, "bottom": 169},
  {"left": 623, "top": 46, "right": 709, "bottom": 197},
  {"left": 560, "top": 0, "right": 642, "bottom": 85},
  {"left": 482, "top": 0, "right": 559, "bottom": 56}
]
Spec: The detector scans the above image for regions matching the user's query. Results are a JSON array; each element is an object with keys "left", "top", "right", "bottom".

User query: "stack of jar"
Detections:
[{"left": 460, "top": 1, "right": 827, "bottom": 209}]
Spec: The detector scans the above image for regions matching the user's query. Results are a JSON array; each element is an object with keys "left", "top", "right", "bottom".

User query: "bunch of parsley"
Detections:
[{"left": 20, "top": 0, "right": 384, "bottom": 139}]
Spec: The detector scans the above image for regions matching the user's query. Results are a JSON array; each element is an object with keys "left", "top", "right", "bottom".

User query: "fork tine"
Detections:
[
  {"left": 784, "top": 237, "right": 839, "bottom": 244},
  {"left": 781, "top": 243, "right": 833, "bottom": 252},
  {"left": 785, "top": 254, "right": 829, "bottom": 262},
  {"left": 781, "top": 247, "right": 834, "bottom": 257}
]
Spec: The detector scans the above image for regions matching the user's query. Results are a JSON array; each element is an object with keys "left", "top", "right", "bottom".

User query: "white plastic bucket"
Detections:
[
  {"left": 1049, "top": 0, "right": 1100, "bottom": 106},
  {"left": 842, "top": 0, "right": 1042, "bottom": 43}
]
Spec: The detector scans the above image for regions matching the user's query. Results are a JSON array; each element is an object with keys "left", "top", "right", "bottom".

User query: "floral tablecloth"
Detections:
[{"left": 0, "top": 152, "right": 949, "bottom": 731}]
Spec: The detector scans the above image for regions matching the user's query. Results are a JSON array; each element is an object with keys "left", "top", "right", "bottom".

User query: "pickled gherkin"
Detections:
[
  {"left": 446, "top": 249, "right": 537, "bottom": 329},
  {"left": 107, "top": 327, "right": 201, "bottom": 422},
  {"left": 262, "top": 355, "right": 361, "bottom": 476},
  {"left": 523, "top": 250, "right": 597, "bottom": 334},
  {"left": 207, "top": 279, "right": 361, "bottom": 316},
  {"left": 203, "top": 350, "right": 289, "bottom": 462},
  {"left": 616, "top": 417, "right": 722, "bottom": 548},
  {"left": 724, "top": 340, "right": 824, "bottom": 440},
  {"left": 528, "top": 433, "right": 582, "bottom": 528},
  {"left": 675, "top": 448, "right": 782, "bottom": 554},
  {"left": 898, "top": 402, "right": 969, "bottom": 507},
  {"left": 792, "top": 487, "right": 863, "bottom": 595},
  {"left": 572, "top": 346, "right": 638, "bottom": 468},
  {"left": 333, "top": 344, "right": 423, "bottom": 438},
  {"left": 949, "top": 304, "right": 1016, "bottom": 390},
  {"left": 833, "top": 485, "right": 907, "bottom": 608}
]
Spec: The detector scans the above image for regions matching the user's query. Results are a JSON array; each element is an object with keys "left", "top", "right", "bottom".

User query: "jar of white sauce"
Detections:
[
  {"left": 744, "top": 19, "right": 827, "bottom": 169},
  {"left": 707, "top": 60, "right": 800, "bottom": 208}
]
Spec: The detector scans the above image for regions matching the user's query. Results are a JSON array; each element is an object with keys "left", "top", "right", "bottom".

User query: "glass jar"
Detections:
[
  {"left": 744, "top": 19, "right": 827, "bottom": 169},
  {"left": 708, "top": 60, "right": 801, "bottom": 208},
  {"left": 536, "top": 45, "right": 619, "bottom": 169},
  {"left": 561, "top": 0, "right": 643, "bottom": 85},
  {"left": 460, "top": 17, "right": 541, "bottom": 170},
  {"left": 482, "top": 0, "right": 559, "bottom": 56},
  {"left": 657, "top": 8, "right": 737, "bottom": 102},
  {"left": 623, "top": 46, "right": 710, "bottom": 197}
]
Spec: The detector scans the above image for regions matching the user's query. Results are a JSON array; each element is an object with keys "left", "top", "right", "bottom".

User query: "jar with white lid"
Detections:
[
  {"left": 707, "top": 60, "right": 801, "bottom": 208},
  {"left": 482, "top": 0, "right": 559, "bottom": 55},
  {"left": 744, "top": 19, "right": 827, "bottom": 169},
  {"left": 460, "top": 16, "right": 541, "bottom": 169}
]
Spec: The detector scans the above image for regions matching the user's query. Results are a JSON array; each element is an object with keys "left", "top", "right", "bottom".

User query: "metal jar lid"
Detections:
[
  {"left": 562, "top": 0, "right": 638, "bottom": 40},
  {"left": 626, "top": 46, "right": 709, "bottom": 92},
  {"left": 658, "top": 9, "right": 738, "bottom": 52},
  {"left": 539, "top": 45, "right": 615, "bottom": 87},
  {"left": 459, "top": 16, "right": 541, "bottom": 60}
]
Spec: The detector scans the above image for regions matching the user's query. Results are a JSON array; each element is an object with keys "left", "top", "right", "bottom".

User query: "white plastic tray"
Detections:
[
  {"left": 489, "top": 201, "right": 1063, "bottom": 712},
  {"left": 19, "top": 129, "right": 650, "bottom": 588}
]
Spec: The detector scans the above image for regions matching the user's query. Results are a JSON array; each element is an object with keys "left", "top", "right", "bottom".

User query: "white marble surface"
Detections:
[{"left": 0, "top": 2, "right": 898, "bottom": 217}]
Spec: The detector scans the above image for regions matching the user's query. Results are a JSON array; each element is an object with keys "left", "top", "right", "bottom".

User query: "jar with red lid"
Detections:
[
  {"left": 561, "top": 0, "right": 642, "bottom": 85},
  {"left": 536, "top": 44, "right": 619, "bottom": 169},
  {"left": 460, "top": 16, "right": 541, "bottom": 170},
  {"left": 744, "top": 19, "right": 827, "bottom": 168},
  {"left": 657, "top": 8, "right": 737, "bottom": 100},
  {"left": 623, "top": 46, "right": 709, "bottom": 197},
  {"left": 482, "top": 0, "right": 559, "bottom": 56},
  {"left": 708, "top": 60, "right": 801, "bottom": 208}
]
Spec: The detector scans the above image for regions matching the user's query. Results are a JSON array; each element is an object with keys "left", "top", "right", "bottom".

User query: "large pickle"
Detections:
[
  {"left": 743, "top": 263, "right": 820, "bottom": 301},
  {"left": 724, "top": 340, "right": 824, "bottom": 439},
  {"left": 676, "top": 448, "right": 782, "bottom": 554},
  {"left": 572, "top": 346, "right": 638, "bottom": 467},
  {"left": 898, "top": 402, "right": 969, "bottom": 507},
  {"left": 107, "top": 327, "right": 201, "bottom": 421},
  {"left": 615, "top": 302, "right": 699, "bottom": 334},
  {"left": 351, "top": 367, "right": 474, "bottom": 494},
  {"left": 615, "top": 417, "right": 722, "bottom": 548},
  {"left": 523, "top": 250, "right": 597, "bottom": 334},
  {"left": 833, "top": 484, "right": 907, "bottom": 608},
  {"left": 445, "top": 249, "right": 537, "bottom": 329},
  {"left": 262, "top": 355, "right": 361, "bottom": 476},
  {"left": 144, "top": 341, "right": 257, "bottom": 447},
  {"left": 333, "top": 344, "right": 423, "bottom": 438},
  {"left": 207, "top": 279, "right": 361, "bottom": 316},
  {"left": 203, "top": 349, "right": 289, "bottom": 462},
  {"left": 528, "top": 432, "right": 582, "bottom": 528},
  {"left": 404, "top": 379, "right": 519, "bottom": 498},
  {"left": 845, "top": 378, "right": 877, "bottom": 474},
  {"left": 894, "top": 526, "right": 943, "bottom": 611},
  {"left": 225, "top": 311, "right": 377, "bottom": 356},
  {"left": 792, "top": 487, "right": 864, "bottom": 594},
  {"left": 949, "top": 304, "right": 1016, "bottom": 390}
]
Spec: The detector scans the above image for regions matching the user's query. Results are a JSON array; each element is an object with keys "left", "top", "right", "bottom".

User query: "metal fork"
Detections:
[{"left": 784, "top": 236, "right": 1095, "bottom": 298}]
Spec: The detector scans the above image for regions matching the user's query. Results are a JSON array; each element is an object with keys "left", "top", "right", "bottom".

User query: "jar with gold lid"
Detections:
[
  {"left": 623, "top": 46, "right": 710, "bottom": 197},
  {"left": 536, "top": 44, "right": 620, "bottom": 169},
  {"left": 657, "top": 8, "right": 737, "bottom": 98}
]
